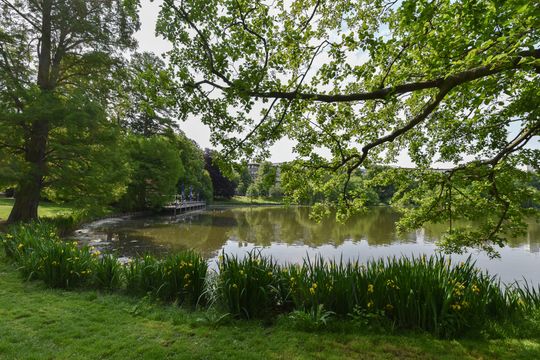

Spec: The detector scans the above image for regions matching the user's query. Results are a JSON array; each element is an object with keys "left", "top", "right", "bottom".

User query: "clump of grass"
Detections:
[
  {"left": 157, "top": 252, "right": 208, "bottom": 306},
  {"left": 217, "top": 251, "right": 287, "bottom": 319},
  {"left": 124, "top": 251, "right": 208, "bottom": 307},
  {"left": 288, "top": 304, "right": 336, "bottom": 331},
  {"left": 513, "top": 280, "right": 540, "bottom": 311},
  {"left": 1, "top": 221, "right": 58, "bottom": 261},
  {"left": 124, "top": 254, "right": 158, "bottom": 296},
  {"left": 91, "top": 254, "right": 122, "bottom": 291},
  {"left": 33, "top": 238, "right": 93, "bottom": 288},
  {"left": 284, "top": 257, "right": 367, "bottom": 316}
]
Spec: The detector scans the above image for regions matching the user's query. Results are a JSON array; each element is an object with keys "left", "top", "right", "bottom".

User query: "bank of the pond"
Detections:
[
  {"left": 78, "top": 206, "right": 540, "bottom": 285},
  {"left": 3, "top": 221, "right": 540, "bottom": 341},
  {"left": 1, "top": 258, "right": 540, "bottom": 360}
]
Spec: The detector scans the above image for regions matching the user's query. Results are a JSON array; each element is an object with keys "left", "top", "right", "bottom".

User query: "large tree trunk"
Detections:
[
  {"left": 7, "top": 180, "right": 42, "bottom": 223},
  {"left": 7, "top": 0, "right": 53, "bottom": 223},
  {"left": 7, "top": 119, "right": 49, "bottom": 223}
]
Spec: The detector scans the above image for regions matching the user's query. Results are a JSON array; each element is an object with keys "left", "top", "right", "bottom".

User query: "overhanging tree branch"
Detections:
[{"left": 248, "top": 49, "right": 540, "bottom": 102}]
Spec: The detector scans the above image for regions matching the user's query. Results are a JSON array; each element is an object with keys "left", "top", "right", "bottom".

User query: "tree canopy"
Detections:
[
  {"left": 158, "top": 0, "right": 539, "bottom": 255},
  {"left": 116, "top": 52, "right": 180, "bottom": 136},
  {"left": 118, "top": 135, "right": 183, "bottom": 211}
]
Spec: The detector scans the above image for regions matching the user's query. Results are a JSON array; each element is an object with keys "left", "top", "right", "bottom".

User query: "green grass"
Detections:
[
  {"left": 0, "top": 198, "right": 73, "bottom": 221},
  {"left": 1, "top": 258, "right": 540, "bottom": 359},
  {"left": 213, "top": 195, "right": 284, "bottom": 205}
]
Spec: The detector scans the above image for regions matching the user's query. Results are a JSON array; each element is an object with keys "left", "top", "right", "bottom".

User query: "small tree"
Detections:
[
  {"left": 246, "top": 183, "right": 259, "bottom": 198},
  {"left": 119, "top": 136, "right": 183, "bottom": 211}
]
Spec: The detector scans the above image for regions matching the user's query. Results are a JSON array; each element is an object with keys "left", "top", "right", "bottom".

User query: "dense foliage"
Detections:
[
  {"left": 118, "top": 136, "right": 183, "bottom": 211},
  {"left": 116, "top": 52, "right": 180, "bottom": 136},
  {"left": 0, "top": 1, "right": 215, "bottom": 219},
  {"left": 158, "top": 0, "right": 539, "bottom": 254},
  {"left": 175, "top": 135, "right": 213, "bottom": 202}
]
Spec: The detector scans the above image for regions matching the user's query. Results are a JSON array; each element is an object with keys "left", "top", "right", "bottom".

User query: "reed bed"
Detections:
[
  {"left": 125, "top": 252, "right": 208, "bottom": 306},
  {"left": 2, "top": 221, "right": 539, "bottom": 337}
]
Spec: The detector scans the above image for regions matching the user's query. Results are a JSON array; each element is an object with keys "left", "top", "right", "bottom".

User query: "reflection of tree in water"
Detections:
[
  {"left": 96, "top": 207, "right": 539, "bottom": 256},
  {"left": 102, "top": 213, "right": 233, "bottom": 257},
  {"left": 521, "top": 218, "right": 540, "bottom": 253},
  {"left": 226, "top": 207, "right": 402, "bottom": 247},
  {"left": 423, "top": 217, "right": 539, "bottom": 249},
  {"left": 528, "top": 221, "right": 540, "bottom": 253}
]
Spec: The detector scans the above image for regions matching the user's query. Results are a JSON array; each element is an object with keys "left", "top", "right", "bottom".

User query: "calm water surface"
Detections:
[{"left": 75, "top": 206, "right": 540, "bottom": 284}]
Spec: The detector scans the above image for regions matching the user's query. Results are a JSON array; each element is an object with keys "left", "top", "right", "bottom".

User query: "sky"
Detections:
[{"left": 134, "top": 0, "right": 537, "bottom": 167}]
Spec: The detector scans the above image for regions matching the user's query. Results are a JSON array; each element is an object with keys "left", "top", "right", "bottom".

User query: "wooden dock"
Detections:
[{"left": 163, "top": 200, "right": 206, "bottom": 214}]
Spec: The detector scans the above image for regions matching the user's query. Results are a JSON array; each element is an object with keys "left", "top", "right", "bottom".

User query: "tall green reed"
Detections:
[
  {"left": 217, "top": 251, "right": 288, "bottom": 318},
  {"left": 282, "top": 255, "right": 519, "bottom": 337},
  {"left": 91, "top": 254, "right": 123, "bottom": 290},
  {"left": 124, "top": 251, "right": 208, "bottom": 307},
  {"left": 1, "top": 221, "right": 93, "bottom": 288}
]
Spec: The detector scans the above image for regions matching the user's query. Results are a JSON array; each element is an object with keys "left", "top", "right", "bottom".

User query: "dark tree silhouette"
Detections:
[{"left": 204, "top": 149, "right": 236, "bottom": 199}]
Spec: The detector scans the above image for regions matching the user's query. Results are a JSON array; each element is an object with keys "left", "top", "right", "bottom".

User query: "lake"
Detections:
[{"left": 74, "top": 206, "right": 540, "bottom": 284}]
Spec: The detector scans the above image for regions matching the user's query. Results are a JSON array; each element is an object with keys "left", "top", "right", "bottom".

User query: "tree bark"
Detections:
[{"left": 7, "top": 118, "right": 49, "bottom": 223}]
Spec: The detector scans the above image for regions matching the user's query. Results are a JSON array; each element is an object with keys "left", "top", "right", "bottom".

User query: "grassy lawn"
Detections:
[
  {"left": 0, "top": 198, "right": 73, "bottom": 222},
  {"left": 213, "top": 196, "right": 284, "bottom": 206},
  {"left": 1, "top": 257, "right": 539, "bottom": 359}
]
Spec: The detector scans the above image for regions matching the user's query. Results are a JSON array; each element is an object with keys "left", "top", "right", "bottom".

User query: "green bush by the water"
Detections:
[{"left": 2, "top": 221, "right": 540, "bottom": 338}]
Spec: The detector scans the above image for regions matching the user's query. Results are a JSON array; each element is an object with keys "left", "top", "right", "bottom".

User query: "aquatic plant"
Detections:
[
  {"left": 91, "top": 254, "right": 123, "bottom": 290},
  {"left": 124, "top": 251, "right": 208, "bottom": 307},
  {"left": 124, "top": 254, "right": 160, "bottom": 296},
  {"left": 157, "top": 252, "right": 208, "bottom": 306},
  {"left": 281, "top": 255, "right": 524, "bottom": 337},
  {"left": 1, "top": 221, "right": 92, "bottom": 288},
  {"left": 217, "top": 251, "right": 287, "bottom": 318}
]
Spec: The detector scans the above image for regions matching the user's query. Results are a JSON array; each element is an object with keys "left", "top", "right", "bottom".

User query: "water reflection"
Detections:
[{"left": 75, "top": 206, "right": 540, "bottom": 284}]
